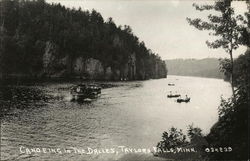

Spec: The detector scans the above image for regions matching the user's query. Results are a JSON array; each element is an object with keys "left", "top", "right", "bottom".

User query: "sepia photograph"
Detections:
[{"left": 0, "top": 0, "right": 249, "bottom": 160}]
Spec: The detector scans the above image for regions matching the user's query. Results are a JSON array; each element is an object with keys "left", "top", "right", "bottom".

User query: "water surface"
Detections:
[{"left": 0, "top": 76, "right": 231, "bottom": 161}]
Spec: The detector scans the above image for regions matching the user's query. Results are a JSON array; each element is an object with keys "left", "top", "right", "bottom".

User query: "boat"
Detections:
[
  {"left": 177, "top": 97, "right": 190, "bottom": 103},
  {"left": 167, "top": 94, "right": 181, "bottom": 98},
  {"left": 168, "top": 83, "right": 175, "bottom": 86},
  {"left": 70, "top": 84, "right": 101, "bottom": 100},
  {"left": 167, "top": 91, "right": 180, "bottom": 98},
  {"left": 83, "top": 98, "right": 92, "bottom": 103}
]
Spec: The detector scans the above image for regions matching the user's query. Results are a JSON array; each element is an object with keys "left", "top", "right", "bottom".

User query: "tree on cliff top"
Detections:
[
  {"left": 186, "top": 0, "right": 248, "bottom": 98},
  {"left": 0, "top": 0, "right": 167, "bottom": 79}
]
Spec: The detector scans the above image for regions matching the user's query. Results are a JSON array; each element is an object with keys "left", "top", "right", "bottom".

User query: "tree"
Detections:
[
  {"left": 241, "top": 1, "right": 250, "bottom": 47},
  {"left": 0, "top": 0, "right": 167, "bottom": 80},
  {"left": 156, "top": 127, "right": 187, "bottom": 152},
  {"left": 186, "top": 0, "right": 247, "bottom": 98},
  {"left": 207, "top": 50, "right": 249, "bottom": 160}
]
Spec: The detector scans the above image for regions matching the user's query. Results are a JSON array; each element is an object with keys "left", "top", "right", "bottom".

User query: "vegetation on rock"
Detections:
[{"left": 0, "top": 0, "right": 167, "bottom": 80}]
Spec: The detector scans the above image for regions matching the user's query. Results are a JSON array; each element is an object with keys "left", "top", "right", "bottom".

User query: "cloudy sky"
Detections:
[{"left": 47, "top": 0, "right": 248, "bottom": 60}]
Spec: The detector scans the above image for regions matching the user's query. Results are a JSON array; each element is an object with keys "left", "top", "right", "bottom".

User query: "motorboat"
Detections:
[{"left": 70, "top": 84, "right": 101, "bottom": 100}]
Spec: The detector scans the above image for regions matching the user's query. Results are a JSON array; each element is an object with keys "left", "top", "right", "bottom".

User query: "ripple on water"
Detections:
[{"left": 0, "top": 77, "right": 231, "bottom": 161}]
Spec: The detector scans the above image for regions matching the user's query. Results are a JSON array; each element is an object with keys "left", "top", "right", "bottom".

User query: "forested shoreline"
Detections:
[
  {"left": 0, "top": 0, "right": 167, "bottom": 81},
  {"left": 165, "top": 58, "right": 224, "bottom": 79}
]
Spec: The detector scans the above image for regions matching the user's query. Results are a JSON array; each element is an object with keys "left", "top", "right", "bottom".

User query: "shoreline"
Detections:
[{"left": 167, "top": 74, "right": 226, "bottom": 80}]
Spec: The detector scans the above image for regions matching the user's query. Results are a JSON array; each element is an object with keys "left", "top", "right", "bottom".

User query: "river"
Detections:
[{"left": 0, "top": 76, "right": 232, "bottom": 161}]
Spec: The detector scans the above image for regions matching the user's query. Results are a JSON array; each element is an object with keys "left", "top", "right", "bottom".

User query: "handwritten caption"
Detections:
[{"left": 19, "top": 146, "right": 232, "bottom": 155}]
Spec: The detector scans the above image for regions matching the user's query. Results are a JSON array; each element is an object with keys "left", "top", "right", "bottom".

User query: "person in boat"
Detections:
[
  {"left": 185, "top": 95, "right": 190, "bottom": 101},
  {"left": 76, "top": 86, "right": 81, "bottom": 93}
]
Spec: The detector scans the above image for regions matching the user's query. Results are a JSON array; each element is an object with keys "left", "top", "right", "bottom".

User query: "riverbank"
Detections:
[{"left": 167, "top": 74, "right": 225, "bottom": 80}]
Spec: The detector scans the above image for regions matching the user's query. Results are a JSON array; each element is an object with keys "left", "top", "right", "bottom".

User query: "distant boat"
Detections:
[
  {"left": 177, "top": 97, "right": 190, "bottom": 103},
  {"left": 167, "top": 94, "right": 180, "bottom": 98},
  {"left": 168, "top": 83, "right": 175, "bottom": 86}
]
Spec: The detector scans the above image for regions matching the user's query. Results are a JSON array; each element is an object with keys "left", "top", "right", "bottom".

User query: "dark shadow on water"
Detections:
[
  {"left": 0, "top": 80, "right": 125, "bottom": 119},
  {"left": 71, "top": 99, "right": 94, "bottom": 106},
  {"left": 0, "top": 86, "right": 52, "bottom": 118}
]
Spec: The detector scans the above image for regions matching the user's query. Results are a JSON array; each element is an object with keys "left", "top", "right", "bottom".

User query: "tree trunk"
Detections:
[
  {"left": 228, "top": 0, "right": 235, "bottom": 99},
  {"left": 229, "top": 49, "right": 235, "bottom": 99}
]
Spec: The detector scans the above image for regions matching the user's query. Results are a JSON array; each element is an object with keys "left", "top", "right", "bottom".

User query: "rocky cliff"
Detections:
[
  {"left": 41, "top": 41, "right": 165, "bottom": 81},
  {"left": 0, "top": 0, "right": 167, "bottom": 81}
]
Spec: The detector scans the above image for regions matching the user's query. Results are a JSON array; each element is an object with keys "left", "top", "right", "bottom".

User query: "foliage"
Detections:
[
  {"left": 157, "top": 127, "right": 188, "bottom": 151},
  {"left": 187, "top": 124, "right": 204, "bottom": 142},
  {"left": 241, "top": 1, "right": 250, "bottom": 47},
  {"left": 186, "top": 0, "right": 246, "bottom": 52},
  {"left": 0, "top": 0, "right": 167, "bottom": 80},
  {"left": 156, "top": 126, "right": 209, "bottom": 161},
  {"left": 161, "top": 1, "right": 250, "bottom": 160},
  {"left": 186, "top": 0, "right": 248, "bottom": 96},
  {"left": 188, "top": 3, "right": 249, "bottom": 155},
  {"left": 156, "top": 125, "right": 206, "bottom": 151},
  {"left": 207, "top": 50, "right": 249, "bottom": 160},
  {"left": 157, "top": 50, "right": 249, "bottom": 160},
  {"left": 218, "top": 58, "right": 231, "bottom": 80}
]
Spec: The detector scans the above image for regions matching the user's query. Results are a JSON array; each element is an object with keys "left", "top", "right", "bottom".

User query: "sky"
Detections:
[{"left": 47, "top": 0, "right": 248, "bottom": 60}]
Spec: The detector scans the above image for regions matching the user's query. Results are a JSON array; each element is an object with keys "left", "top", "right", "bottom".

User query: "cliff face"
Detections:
[
  {"left": 0, "top": 33, "right": 167, "bottom": 81},
  {"left": 41, "top": 42, "right": 143, "bottom": 80},
  {"left": 73, "top": 57, "right": 104, "bottom": 79},
  {"left": 0, "top": 0, "right": 167, "bottom": 81},
  {"left": 43, "top": 41, "right": 57, "bottom": 75},
  {"left": 40, "top": 41, "right": 167, "bottom": 80}
]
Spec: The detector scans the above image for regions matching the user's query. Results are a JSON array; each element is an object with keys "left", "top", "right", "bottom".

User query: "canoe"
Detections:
[
  {"left": 167, "top": 94, "right": 181, "bottom": 98},
  {"left": 177, "top": 97, "right": 190, "bottom": 103}
]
